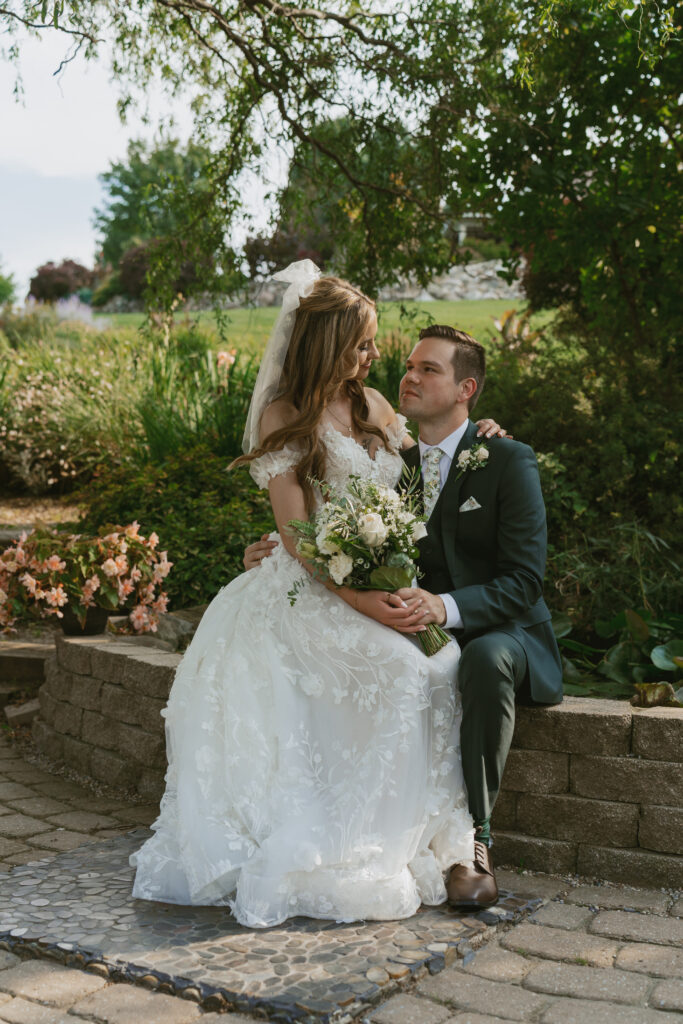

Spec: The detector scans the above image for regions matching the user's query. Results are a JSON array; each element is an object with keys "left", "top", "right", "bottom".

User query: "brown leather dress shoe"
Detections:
[{"left": 446, "top": 839, "right": 498, "bottom": 908}]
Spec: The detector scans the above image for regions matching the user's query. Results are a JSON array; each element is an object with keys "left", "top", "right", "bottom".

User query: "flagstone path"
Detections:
[{"left": 0, "top": 732, "right": 680, "bottom": 1022}]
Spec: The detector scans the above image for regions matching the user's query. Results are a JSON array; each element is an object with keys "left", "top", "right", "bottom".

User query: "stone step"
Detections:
[
  {"left": 0, "top": 681, "right": 40, "bottom": 709},
  {"left": 0, "top": 643, "right": 54, "bottom": 685},
  {"left": 5, "top": 697, "right": 40, "bottom": 727}
]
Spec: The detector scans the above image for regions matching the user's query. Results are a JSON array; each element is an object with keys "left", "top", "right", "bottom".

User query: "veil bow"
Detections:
[{"left": 241, "top": 259, "right": 321, "bottom": 454}]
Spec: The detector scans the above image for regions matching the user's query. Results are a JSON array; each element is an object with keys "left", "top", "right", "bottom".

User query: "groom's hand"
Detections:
[
  {"left": 243, "top": 534, "right": 278, "bottom": 570},
  {"left": 388, "top": 588, "right": 447, "bottom": 630}
]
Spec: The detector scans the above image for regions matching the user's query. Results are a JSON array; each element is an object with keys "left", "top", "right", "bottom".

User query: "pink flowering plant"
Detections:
[{"left": 0, "top": 522, "right": 172, "bottom": 634}]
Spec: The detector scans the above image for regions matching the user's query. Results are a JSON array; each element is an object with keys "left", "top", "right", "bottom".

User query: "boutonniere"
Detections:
[{"left": 455, "top": 442, "right": 489, "bottom": 479}]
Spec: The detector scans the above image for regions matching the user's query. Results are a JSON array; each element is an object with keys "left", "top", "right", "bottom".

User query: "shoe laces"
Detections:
[{"left": 474, "top": 840, "right": 492, "bottom": 874}]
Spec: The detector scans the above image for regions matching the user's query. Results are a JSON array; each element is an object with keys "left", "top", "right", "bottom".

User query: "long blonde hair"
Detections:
[{"left": 233, "top": 276, "right": 389, "bottom": 510}]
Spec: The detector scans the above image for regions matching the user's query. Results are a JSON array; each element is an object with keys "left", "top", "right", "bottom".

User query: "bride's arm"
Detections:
[
  {"left": 261, "top": 407, "right": 426, "bottom": 632},
  {"left": 267, "top": 472, "right": 426, "bottom": 631},
  {"left": 258, "top": 401, "right": 309, "bottom": 565},
  {"left": 399, "top": 417, "right": 509, "bottom": 449}
]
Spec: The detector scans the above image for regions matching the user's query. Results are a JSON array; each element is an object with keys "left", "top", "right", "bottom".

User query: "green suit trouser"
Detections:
[{"left": 458, "top": 631, "right": 529, "bottom": 828}]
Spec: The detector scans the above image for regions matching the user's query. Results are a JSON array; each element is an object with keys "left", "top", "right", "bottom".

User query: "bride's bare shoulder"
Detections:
[
  {"left": 363, "top": 387, "right": 395, "bottom": 427},
  {"left": 259, "top": 399, "right": 298, "bottom": 438}
]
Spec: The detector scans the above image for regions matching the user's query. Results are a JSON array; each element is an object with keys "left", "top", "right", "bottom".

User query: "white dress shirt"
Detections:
[{"left": 418, "top": 420, "right": 470, "bottom": 631}]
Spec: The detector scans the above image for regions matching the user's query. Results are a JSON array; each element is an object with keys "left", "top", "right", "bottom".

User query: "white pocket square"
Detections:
[{"left": 459, "top": 497, "right": 482, "bottom": 512}]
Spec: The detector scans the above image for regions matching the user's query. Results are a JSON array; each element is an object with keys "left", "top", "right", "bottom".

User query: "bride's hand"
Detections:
[
  {"left": 475, "top": 418, "right": 512, "bottom": 439},
  {"left": 350, "top": 590, "right": 429, "bottom": 632},
  {"left": 243, "top": 534, "right": 278, "bottom": 571}
]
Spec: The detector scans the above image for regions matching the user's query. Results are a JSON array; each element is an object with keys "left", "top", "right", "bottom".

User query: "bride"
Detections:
[{"left": 131, "top": 261, "right": 493, "bottom": 928}]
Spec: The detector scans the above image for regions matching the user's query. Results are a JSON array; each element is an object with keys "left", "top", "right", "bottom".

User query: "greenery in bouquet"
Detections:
[
  {"left": 0, "top": 522, "right": 172, "bottom": 634},
  {"left": 287, "top": 474, "right": 451, "bottom": 656}
]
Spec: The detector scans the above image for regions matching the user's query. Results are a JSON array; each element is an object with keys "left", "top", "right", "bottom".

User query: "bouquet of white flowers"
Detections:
[{"left": 287, "top": 474, "right": 451, "bottom": 656}]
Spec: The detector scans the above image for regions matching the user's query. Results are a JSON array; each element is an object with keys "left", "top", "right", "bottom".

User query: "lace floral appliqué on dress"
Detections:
[{"left": 130, "top": 415, "right": 474, "bottom": 926}]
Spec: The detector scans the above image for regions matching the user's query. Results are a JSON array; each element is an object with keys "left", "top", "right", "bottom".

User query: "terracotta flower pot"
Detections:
[{"left": 60, "top": 605, "right": 111, "bottom": 637}]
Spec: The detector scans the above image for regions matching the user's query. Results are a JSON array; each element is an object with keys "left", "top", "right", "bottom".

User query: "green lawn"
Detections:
[{"left": 96, "top": 299, "right": 538, "bottom": 355}]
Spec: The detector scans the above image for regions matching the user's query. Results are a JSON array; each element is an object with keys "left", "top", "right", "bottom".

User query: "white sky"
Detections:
[{"left": 0, "top": 30, "right": 275, "bottom": 298}]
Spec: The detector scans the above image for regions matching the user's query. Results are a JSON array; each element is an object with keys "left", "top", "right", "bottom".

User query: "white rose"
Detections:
[
  {"left": 411, "top": 521, "right": 428, "bottom": 542},
  {"left": 358, "top": 512, "right": 388, "bottom": 548},
  {"left": 457, "top": 449, "right": 470, "bottom": 468},
  {"left": 475, "top": 446, "right": 489, "bottom": 462},
  {"left": 328, "top": 552, "right": 354, "bottom": 586},
  {"left": 316, "top": 529, "right": 339, "bottom": 555}
]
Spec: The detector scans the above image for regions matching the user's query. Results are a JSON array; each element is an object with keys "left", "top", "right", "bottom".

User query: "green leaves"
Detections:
[
  {"left": 3, "top": 0, "right": 678, "bottom": 318},
  {"left": 625, "top": 609, "right": 650, "bottom": 644},
  {"left": 78, "top": 442, "right": 275, "bottom": 608},
  {"left": 368, "top": 565, "right": 414, "bottom": 591},
  {"left": 560, "top": 600, "right": 683, "bottom": 702},
  {"left": 551, "top": 612, "right": 573, "bottom": 639},
  {"left": 598, "top": 641, "right": 644, "bottom": 686},
  {"left": 651, "top": 640, "right": 683, "bottom": 673}
]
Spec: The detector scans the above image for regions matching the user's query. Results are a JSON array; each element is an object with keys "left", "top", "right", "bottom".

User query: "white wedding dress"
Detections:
[{"left": 130, "top": 417, "right": 474, "bottom": 927}]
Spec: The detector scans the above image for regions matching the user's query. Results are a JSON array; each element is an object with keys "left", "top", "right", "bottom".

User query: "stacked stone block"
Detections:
[
  {"left": 33, "top": 636, "right": 180, "bottom": 801},
  {"left": 33, "top": 640, "right": 683, "bottom": 886},
  {"left": 492, "top": 697, "right": 683, "bottom": 887}
]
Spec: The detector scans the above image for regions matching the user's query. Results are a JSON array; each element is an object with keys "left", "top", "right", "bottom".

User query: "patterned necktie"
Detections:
[{"left": 422, "top": 446, "right": 445, "bottom": 519}]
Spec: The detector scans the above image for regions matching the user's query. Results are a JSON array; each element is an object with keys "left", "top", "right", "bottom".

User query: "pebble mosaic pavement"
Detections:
[{"left": 0, "top": 830, "right": 539, "bottom": 1022}]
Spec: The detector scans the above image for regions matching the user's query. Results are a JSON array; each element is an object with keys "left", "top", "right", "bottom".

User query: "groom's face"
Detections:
[{"left": 398, "top": 337, "right": 462, "bottom": 422}]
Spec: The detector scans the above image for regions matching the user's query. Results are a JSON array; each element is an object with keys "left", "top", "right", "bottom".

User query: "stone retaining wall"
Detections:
[
  {"left": 491, "top": 699, "right": 683, "bottom": 888},
  {"left": 33, "top": 636, "right": 180, "bottom": 803},
  {"left": 34, "top": 637, "right": 683, "bottom": 887}
]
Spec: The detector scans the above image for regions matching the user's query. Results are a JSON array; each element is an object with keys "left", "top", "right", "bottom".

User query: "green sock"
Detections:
[{"left": 474, "top": 818, "right": 491, "bottom": 846}]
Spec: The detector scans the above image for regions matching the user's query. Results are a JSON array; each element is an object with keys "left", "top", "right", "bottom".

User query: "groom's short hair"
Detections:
[{"left": 418, "top": 324, "right": 486, "bottom": 410}]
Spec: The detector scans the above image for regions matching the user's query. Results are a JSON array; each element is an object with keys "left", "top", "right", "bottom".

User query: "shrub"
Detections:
[
  {"left": 0, "top": 304, "right": 59, "bottom": 348},
  {"left": 78, "top": 444, "right": 275, "bottom": 606},
  {"left": 483, "top": 318, "right": 681, "bottom": 548},
  {"left": 0, "top": 322, "right": 253, "bottom": 493},
  {"left": 29, "top": 260, "right": 94, "bottom": 303},
  {"left": 0, "top": 329, "right": 140, "bottom": 493},
  {"left": 0, "top": 523, "right": 171, "bottom": 633},
  {"left": 458, "top": 237, "right": 511, "bottom": 263},
  {"left": 118, "top": 238, "right": 212, "bottom": 301},
  {"left": 118, "top": 243, "right": 156, "bottom": 299},
  {"left": 546, "top": 522, "right": 681, "bottom": 636}
]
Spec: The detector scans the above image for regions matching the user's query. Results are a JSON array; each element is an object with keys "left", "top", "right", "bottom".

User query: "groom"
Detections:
[
  {"left": 381, "top": 324, "right": 563, "bottom": 906},
  {"left": 244, "top": 323, "right": 563, "bottom": 908}
]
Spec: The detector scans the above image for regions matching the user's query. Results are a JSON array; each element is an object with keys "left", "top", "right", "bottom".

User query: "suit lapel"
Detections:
[{"left": 427, "top": 419, "right": 477, "bottom": 519}]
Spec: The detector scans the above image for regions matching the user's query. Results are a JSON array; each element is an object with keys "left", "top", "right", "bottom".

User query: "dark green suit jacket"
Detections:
[{"left": 402, "top": 419, "right": 563, "bottom": 705}]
